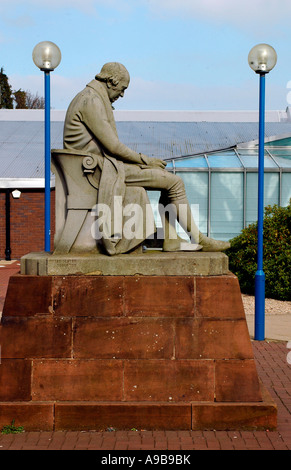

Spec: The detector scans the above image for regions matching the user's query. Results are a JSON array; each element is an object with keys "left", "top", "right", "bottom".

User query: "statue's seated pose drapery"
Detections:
[
  {"left": 52, "top": 62, "right": 230, "bottom": 256},
  {"left": 52, "top": 147, "right": 154, "bottom": 255}
]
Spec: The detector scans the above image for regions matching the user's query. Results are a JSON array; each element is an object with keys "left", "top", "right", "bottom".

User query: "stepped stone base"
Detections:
[
  {"left": 0, "top": 266, "right": 277, "bottom": 431},
  {"left": 0, "top": 387, "right": 276, "bottom": 431},
  {"left": 20, "top": 250, "right": 229, "bottom": 276}
]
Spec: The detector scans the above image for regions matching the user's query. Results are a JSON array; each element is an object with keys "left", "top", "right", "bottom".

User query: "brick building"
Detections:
[
  {"left": 0, "top": 108, "right": 291, "bottom": 260},
  {"left": 0, "top": 109, "right": 62, "bottom": 259},
  {"left": 0, "top": 189, "right": 55, "bottom": 259}
]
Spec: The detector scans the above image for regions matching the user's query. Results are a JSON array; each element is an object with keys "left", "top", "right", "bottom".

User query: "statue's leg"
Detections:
[
  {"left": 162, "top": 175, "right": 231, "bottom": 252},
  {"left": 124, "top": 165, "right": 230, "bottom": 252},
  {"left": 158, "top": 191, "right": 201, "bottom": 251},
  {"left": 158, "top": 191, "right": 179, "bottom": 241}
]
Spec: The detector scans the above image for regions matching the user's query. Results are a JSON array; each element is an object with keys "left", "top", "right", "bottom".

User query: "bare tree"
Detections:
[
  {"left": 0, "top": 67, "right": 45, "bottom": 109},
  {"left": 13, "top": 89, "right": 45, "bottom": 109},
  {"left": 25, "top": 91, "right": 45, "bottom": 109}
]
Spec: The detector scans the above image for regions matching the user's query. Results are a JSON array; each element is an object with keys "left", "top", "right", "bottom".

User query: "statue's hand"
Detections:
[
  {"left": 140, "top": 154, "right": 167, "bottom": 169},
  {"left": 148, "top": 157, "right": 167, "bottom": 169}
]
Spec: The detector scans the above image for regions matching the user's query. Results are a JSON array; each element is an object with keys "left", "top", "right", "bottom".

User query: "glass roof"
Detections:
[
  {"left": 207, "top": 152, "right": 242, "bottom": 168},
  {"left": 168, "top": 147, "right": 291, "bottom": 170},
  {"left": 174, "top": 155, "right": 208, "bottom": 168}
]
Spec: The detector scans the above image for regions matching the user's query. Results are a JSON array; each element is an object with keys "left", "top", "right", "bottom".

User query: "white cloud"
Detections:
[
  {"left": 3, "top": 14, "right": 35, "bottom": 29},
  {"left": 51, "top": 75, "right": 89, "bottom": 109},
  {"left": 9, "top": 69, "right": 288, "bottom": 111},
  {"left": 146, "top": 0, "right": 291, "bottom": 26},
  {"left": 118, "top": 76, "right": 287, "bottom": 111},
  {"left": 2, "top": 0, "right": 290, "bottom": 26},
  {"left": 9, "top": 74, "right": 87, "bottom": 109},
  {"left": 0, "top": 0, "right": 120, "bottom": 15},
  {"left": 9, "top": 74, "right": 42, "bottom": 95}
]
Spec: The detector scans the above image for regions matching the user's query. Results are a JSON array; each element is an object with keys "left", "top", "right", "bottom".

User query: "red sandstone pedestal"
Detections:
[{"left": 0, "top": 272, "right": 277, "bottom": 431}]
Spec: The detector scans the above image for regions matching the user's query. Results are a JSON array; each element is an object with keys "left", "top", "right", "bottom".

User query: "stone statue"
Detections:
[{"left": 52, "top": 62, "right": 230, "bottom": 256}]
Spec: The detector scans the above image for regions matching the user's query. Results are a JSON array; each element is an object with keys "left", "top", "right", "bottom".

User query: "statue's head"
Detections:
[{"left": 95, "top": 62, "right": 130, "bottom": 103}]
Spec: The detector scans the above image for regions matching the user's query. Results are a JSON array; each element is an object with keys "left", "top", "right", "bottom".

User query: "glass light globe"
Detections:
[
  {"left": 248, "top": 43, "right": 277, "bottom": 74},
  {"left": 32, "top": 41, "right": 61, "bottom": 71}
]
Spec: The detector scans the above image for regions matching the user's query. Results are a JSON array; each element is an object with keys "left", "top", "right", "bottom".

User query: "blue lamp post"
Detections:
[
  {"left": 32, "top": 41, "right": 61, "bottom": 252},
  {"left": 248, "top": 44, "right": 277, "bottom": 340}
]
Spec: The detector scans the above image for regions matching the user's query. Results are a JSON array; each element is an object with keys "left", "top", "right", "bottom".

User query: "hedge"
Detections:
[{"left": 227, "top": 200, "right": 291, "bottom": 301}]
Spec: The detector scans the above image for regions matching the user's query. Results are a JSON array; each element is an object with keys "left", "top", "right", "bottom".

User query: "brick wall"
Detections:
[{"left": 0, "top": 189, "right": 55, "bottom": 260}]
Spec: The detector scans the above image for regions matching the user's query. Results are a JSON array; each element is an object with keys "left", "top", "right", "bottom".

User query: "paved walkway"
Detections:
[
  {"left": 0, "top": 260, "right": 20, "bottom": 313},
  {"left": 0, "top": 260, "right": 290, "bottom": 451}
]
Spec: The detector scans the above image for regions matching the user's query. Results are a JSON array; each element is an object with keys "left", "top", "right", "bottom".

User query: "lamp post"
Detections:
[
  {"left": 32, "top": 41, "right": 61, "bottom": 252},
  {"left": 248, "top": 43, "right": 277, "bottom": 340}
]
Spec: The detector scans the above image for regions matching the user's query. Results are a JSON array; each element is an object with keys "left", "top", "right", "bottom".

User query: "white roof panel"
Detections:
[{"left": 0, "top": 110, "right": 290, "bottom": 186}]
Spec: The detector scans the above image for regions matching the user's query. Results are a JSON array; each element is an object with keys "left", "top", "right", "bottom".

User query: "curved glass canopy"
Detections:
[
  {"left": 165, "top": 147, "right": 291, "bottom": 171},
  {"left": 148, "top": 146, "right": 291, "bottom": 242}
]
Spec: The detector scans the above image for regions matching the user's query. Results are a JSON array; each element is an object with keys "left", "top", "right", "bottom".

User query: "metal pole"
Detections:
[
  {"left": 5, "top": 189, "right": 11, "bottom": 261},
  {"left": 254, "top": 72, "right": 266, "bottom": 340},
  {"left": 44, "top": 71, "right": 51, "bottom": 252}
]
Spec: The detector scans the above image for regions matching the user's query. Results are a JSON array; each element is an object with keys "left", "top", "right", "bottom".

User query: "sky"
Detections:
[{"left": 1, "top": 0, "right": 291, "bottom": 111}]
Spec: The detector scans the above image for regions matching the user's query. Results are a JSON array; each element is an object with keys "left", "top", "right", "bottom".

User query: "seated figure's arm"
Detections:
[
  {"left": 81, "top": 95, "right": 166, "bottom": 168},
  {"left": 81, "top": 95, "right": 143, "bottom": 164}
]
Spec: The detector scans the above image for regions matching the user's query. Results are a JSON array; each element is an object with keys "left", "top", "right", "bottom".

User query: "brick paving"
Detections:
[
  {"left": 0, "top": 262, "right": 290, "bottom": 450},
  {"left": 0, "top": 261, "right": 20, "bottom": 312}
]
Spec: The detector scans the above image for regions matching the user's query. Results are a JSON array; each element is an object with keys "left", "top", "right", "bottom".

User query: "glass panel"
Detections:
[
  {"left": 146, "top": 170, "right": 288, "bottom": 243},
  {"left": 271, "top": 155, "right": 291, "bottom": 168},
  {"left": 268, "top": 148, "right": 291, "bottom": 157},
  {"left": 246, "top": 173, "right": 258, "bottom": 225},
  {"left": 174, "top": 156, "right": 207, "bottom": 168},
  {"left": 263, "top": 154, "right": 278, "bottom": 168},
  {"left": 265, "top": 173, "right": 280, "bottom": 207},
  {"left": 237, "top": 149, "right": 258, "bottom": 156},
  {"left": 240, "top": 153, "right": 278, "bottom": 168},
  {"left": 238, "top": 148, "right": 291, "bottom": 168},
  {"left": 179, "top": 172, "right": 208, "bottom": 236},
  {"left": 147, "top": 190, "right": 162, "bottom": 229},
  {"left": 282, "top": 173, "right": 291, "bottom": 207},
  {"left": 238, "top": 149, "right": 258, "bottom": 168},
  {"left": 207, "top": 152, "right": 242, "bottom": 168},
  {"left": 210, "top": 173, "right": 243, "bottom": 241},
  {"left": 147, "top": 172, "right": 207, "bottom": 241},
  {"left": 239, "top": 155, "right": 258, "bottom": 168},
  {"left": 239, "top": 151, "right": 278, "bottom": 168},
  {"left": 246, "top": 173, "right": 279, "bottom": 227},
  {"left": 265, "top": 137, "right": 291, "bottom": 147}
]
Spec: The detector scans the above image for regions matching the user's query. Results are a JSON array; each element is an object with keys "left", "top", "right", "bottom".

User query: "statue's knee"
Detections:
[
  {"left": 173, "top": 174, "right": 185, "bottom": 190},
  {"left": 169, "top": 174, "right": 186, "bottom": 199}
]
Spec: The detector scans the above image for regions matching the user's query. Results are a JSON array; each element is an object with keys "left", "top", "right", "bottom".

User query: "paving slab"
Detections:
[{"left": 246, "top": 314, "right": 291, "bottom": 342}]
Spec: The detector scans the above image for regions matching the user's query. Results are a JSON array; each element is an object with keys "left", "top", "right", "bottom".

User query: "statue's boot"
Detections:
[
  {"left": 163, "top": 235, "right": 202, "bottom": 252},
  {"left": 159, "top": 203, "right": 202, "bottom": 252},
  {"left": 198, "top": 232, "right": 230, "bottom": 252},
  {"left": 159, "top": 192, "right": 229, "bottom": 253}
]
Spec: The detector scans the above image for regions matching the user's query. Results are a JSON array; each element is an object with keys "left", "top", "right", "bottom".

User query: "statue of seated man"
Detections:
[{"left": 63, "top": 62, "right": 230, "bottom": 255}]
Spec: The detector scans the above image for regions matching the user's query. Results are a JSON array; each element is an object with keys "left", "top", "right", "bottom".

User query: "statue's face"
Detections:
[{"left": 107, "top": 76, "right": 129, "bottom": 103}]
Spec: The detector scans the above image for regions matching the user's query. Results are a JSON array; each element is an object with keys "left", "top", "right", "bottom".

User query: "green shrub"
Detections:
[
  {"left": 1, "top": 420, "right": 24, "bottom": 434},
  {"left": 227, "top": 200, "right": 291, "bottom": 301}
]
